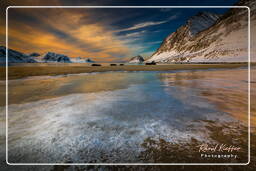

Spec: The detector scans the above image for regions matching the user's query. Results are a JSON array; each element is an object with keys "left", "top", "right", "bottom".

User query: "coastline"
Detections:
[{"left": 0, "top": 63, "right": 252, "bottom": 80}]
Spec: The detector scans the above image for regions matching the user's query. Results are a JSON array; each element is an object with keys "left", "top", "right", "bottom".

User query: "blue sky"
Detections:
[{"left": 0, "top": 0, "right": 239, "bottom": 62}]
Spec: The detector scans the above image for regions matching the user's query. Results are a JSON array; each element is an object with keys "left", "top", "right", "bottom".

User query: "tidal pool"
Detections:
[{"left": 0, "top": 67, "right": 253, "bottom": 163}]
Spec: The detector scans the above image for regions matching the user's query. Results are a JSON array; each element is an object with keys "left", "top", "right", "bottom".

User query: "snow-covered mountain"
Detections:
[
  {"left": 0, "top": 47, "right": 96, "bottom": 64},
  {"left": 0, "top": 46, "right": 37, "bottom": 63},
  {"left": 71, "top": 57, "right": 94, "bottom": 63},
  {"left": 147, "top": 0, "right": 254, "bottom": 63},
  {"left": 129, "top": 55, "right": 144, "bottom": 64},
  {"left": 43, "top": 52, "right": 71, "bottom": 63}
]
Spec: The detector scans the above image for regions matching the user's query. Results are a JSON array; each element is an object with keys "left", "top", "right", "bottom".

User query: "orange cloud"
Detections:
[
  {"left": 70, "top": 24, "right": 130, "bottom": 55},
  {"left": 6, "top": 8, "right": 133, "bottom": 62}
]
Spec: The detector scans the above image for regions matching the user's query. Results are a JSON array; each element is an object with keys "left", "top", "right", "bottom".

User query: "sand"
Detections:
[{"left": 0, "top": 63, "right": 250, "bottom": 80}]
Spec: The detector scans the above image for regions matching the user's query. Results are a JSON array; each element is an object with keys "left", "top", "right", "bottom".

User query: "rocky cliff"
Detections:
[{"left": 147, "top": 0, "right": 255, "bottom": 63}]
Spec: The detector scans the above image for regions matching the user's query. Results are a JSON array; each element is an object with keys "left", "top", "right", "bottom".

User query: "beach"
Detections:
[
  {"left": 0, "top": 63, "right": 250, "bottom": 80},
  {"left": 0, "top": 66, "right": 254, "bottom": 163}
]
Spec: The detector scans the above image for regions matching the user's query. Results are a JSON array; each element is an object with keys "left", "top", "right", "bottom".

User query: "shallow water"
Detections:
[{"left": 0, "top": 67, "right": 254, "bottom": 163}]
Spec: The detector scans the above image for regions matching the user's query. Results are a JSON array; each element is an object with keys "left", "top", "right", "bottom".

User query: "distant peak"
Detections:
[{"left": 186, "top": 11, "right": 220, "bottom": 36}]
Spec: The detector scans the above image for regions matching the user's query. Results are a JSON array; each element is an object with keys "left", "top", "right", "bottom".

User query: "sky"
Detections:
[{"left": 0, "top": 0, "right": 239, "bottom": 62}]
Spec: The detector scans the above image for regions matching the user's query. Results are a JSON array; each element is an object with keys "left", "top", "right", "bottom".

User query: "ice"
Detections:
[{"left": 3, "top": 71, "right": 239, "bottom": 163}]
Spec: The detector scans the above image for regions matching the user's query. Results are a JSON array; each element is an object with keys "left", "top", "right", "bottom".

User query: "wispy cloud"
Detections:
[
  {"left": 117, "top": 20, "right": 167, "bottom": 32},
  {"left": 145, "top": 41, "right": 162, "bottom": 45},
  {"left": 116, "top": 14, "right": 178, "bottom": 33},
  {"left": 121, "top": 30, "right": 146, "bottom": 38},
  {"left": 4, "top": 5, "right": 180, "bottom": 62},
  {"left": 6, "top": 8, "right": 134, "bottom": 61},
  {"left": 168, "top": 14, "right": 179, "bottom": 20}
]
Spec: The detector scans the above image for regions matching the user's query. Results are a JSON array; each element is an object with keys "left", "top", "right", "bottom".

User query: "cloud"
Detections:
[
  {"left": 116, "top": 14, "right": 178, "bottom": 33},
  {"left": 121, "top": 30, "right": 147, "bottom": 39},
  {"left": 145, "top": 41, "right": 162, "bottom": 45},
  {"left": 3, "top": 6, "right": 180, "bottom": 62},
  {"left": 168, "top": 14, "right": 179, "bottom": 20},
  {"left": 116, "top": 20, "right": 168, "bottom": 32},
  {"left": 6, "top": 8, "right": 133, "bottom": 61}
]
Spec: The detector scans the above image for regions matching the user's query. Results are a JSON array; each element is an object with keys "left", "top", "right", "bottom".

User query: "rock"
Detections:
[
  {"left": 29, "top": 52, "right": 40, "bottom": 57},
  {"left": 110, "top": 64, "right": 117, "bottom": 66},
  {"left": 128, "top": 55, "right": 144, "bottom": 64},
  {"left": 91, "top": 64, "right": 101, "bottom": 66},
  {"left": 43, "top": 52, "right": 71, "bottom": 63},
  {"left": 145, "top": 61, "right": 156, "bottom": 65},
  {"left": 85, "top": 58, "right": 94, "bottom": 63}
]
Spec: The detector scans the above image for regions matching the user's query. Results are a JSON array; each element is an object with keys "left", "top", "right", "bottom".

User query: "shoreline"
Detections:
[{"left": 0, "top": 63, "right": 252, "bottom": 80}]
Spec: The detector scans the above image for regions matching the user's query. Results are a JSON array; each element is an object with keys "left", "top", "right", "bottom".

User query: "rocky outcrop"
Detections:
[
  {"left": 85, "top": 58, "right": 94, "bottom": 63},
  {"left": 147, "top": 0, "right": 255, "bottom": 63},
  {"left": 128, "top": 55, "right": 144, "bottom": 64},
  {"left": 0, "top": 46, "right": 37, "bottom": 63},
  {"left": 29, "top": 52, "right": 40, "bottom": 57},
  {"left": 43, "top": 52, "right": 71, "bottom": 63}
]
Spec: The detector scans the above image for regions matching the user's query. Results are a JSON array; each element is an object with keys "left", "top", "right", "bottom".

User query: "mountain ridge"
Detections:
[
  {"left": 147, "top": 0, "right": 254, "bottom": 63},
  {"left": 0, "top": 46, "right": 37, "bottom": 63}
]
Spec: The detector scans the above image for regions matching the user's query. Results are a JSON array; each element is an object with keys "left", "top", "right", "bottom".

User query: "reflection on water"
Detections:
[
  {"left": 0, "top": 68, "right": 254, "bottom": 163},
  {"left": 0, "top": 72, "right": 152, "bottom": 106},
  {"left": 159, "top": 69, "right": 254, "bottom": 126}
]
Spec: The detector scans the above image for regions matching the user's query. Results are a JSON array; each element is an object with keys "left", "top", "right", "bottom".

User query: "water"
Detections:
[{"left": 0, "top": 68, "right": 253, "bottom": 163}]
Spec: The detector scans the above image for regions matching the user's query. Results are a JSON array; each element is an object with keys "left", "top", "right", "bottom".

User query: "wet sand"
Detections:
[
  {"left": 159, "top": 69, "right": 255, "bottom": 127},
  {"left": 0, "top": 67, "right": 253, "bottom": 163},
  {"left": 0, "top": 63, "right": 249, "bottom": 80}
]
